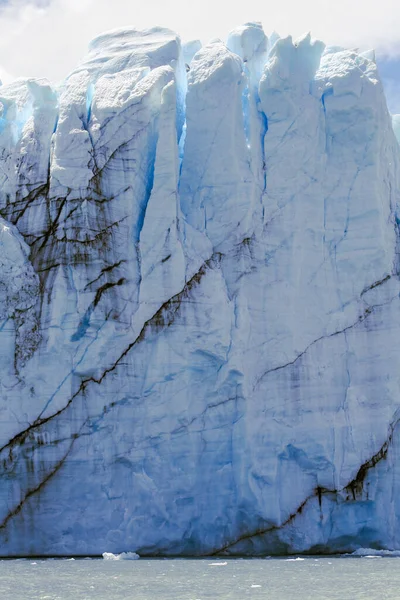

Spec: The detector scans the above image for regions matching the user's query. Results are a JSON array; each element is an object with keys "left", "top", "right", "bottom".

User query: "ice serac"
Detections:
[
  {"left": 394, "top": 115, "right": 400, "bottom": 144},
  {"left": 0, "top": 25, "right": 399, "bottom": 557}
]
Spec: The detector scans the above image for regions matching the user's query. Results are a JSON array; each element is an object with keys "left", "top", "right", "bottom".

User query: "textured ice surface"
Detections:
[
  {"left": 394, "top": 115, "right": 400, "bottom": 143},
  {"left": 350, "top": 548, "right": 400, "bottom": 557},
  {"left": 0, "top": 25, "right": 399, "bottom": 557}
]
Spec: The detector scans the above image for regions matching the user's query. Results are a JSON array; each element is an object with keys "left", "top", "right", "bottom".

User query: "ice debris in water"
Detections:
[{"left": 102, "top": 552, "right": 140, "bottom": 560}]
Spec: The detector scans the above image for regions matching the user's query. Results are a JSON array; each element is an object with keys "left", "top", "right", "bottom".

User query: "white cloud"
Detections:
[
  {"left": 0, "top": 0, "right": 399, "bottom": 82},
  {"left": 0, "top": 64, "right": 15, "bottom": 85}
]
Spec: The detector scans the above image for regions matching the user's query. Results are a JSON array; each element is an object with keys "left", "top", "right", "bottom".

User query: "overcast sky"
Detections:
[{"left": 0, "top": 0, "right": 398, "bottom": 110}]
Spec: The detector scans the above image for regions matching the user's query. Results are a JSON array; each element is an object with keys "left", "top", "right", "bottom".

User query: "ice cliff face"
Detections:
[
  {"left": 394, "top": 114, "right": 400, "bottom": 143},
  {"left": 0, "top": 22, "right": 400, "bottom": 556}
]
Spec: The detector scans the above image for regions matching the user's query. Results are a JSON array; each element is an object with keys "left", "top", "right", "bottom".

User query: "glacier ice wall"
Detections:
[
  {"left": 393, "top": 115, "right": 400, "bottom": 143},
  {"left": 0, "top": 23, "right": 400, "bottom": 556}
]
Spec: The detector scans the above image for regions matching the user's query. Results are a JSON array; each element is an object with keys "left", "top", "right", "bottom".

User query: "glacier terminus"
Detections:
[{"left": 0, "top": 22, "right": 400, "bottom": 556}]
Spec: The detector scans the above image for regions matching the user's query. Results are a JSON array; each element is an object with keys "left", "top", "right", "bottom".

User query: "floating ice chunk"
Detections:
[{"left": 102, "top": 552, "right": 140, "bottom": 560}]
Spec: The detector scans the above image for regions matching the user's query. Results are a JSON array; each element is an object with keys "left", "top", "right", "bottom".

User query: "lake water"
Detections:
[{"left": 1, "top": 555, "right": 400, "bottom": 599}]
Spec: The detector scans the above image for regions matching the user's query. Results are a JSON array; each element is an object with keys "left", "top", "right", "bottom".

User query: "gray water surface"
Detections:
[{"left": 1, "top": 556, "right": 399, "bottom": 600}]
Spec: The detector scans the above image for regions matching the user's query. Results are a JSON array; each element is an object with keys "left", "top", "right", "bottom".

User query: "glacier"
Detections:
[{"left": 0, "top": 22, "right": 399, "bottom": 557}]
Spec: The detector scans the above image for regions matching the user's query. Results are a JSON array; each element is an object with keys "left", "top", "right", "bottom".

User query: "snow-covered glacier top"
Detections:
[{"left": 0, "top": 23, "right": 399, "bottom": 557}]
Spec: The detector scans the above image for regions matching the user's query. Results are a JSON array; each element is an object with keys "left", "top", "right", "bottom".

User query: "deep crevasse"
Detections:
[{"left": 0, "top": 22, "right": 399, "bottom": 556}]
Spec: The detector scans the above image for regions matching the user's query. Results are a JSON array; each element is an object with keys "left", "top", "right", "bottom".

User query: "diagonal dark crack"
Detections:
[
  {"left": 70, "top": 278, "right": 126, "bottom": 341},
  {"left": 0, "top": 422, "right": 85, "bottom": 532},
  {"left": 0, "top": 254, "right": 221, "bottom": 532},
  {"left": 209, "top": 409, "right": 400, "bottom": 555},
  {"left": 1, "top": 247, "right": 397, "bottom": 546},
  {"left": 172, "top": 394, "right": 240, "bottom": 436},
  {"left": 52, "top": 216, "right": 127, "bottom": 245},
  {"left": 255, "top": 294, "right": 398, "bottom": 389},
  {"left": 0, "top": 183, "right": 49, "bottom": 227},
  {"left": 84, "top": 260, "right": 126, "bottom": 290},
  {"left": 93, "top": 278, "right": 126, "bottom": 309},
  {"left": 0, "top": 252, "right": 218, "bottom": 458},
  {"left": 90, "top": 121, "right": 149, "bottom": 184},
  {"left": 209, "top": 485, "right": 336, "bottom": 556},
  {"left": 37, "top": 263, "right": 61, "bottom": 274},
  {"left": 361, "top": 274, "right": 391, "bottom": 297},
  {"left": 344, "top": 413, "right": 400, "bottom": 500},
  {"left": 37, "top": 197, "right": 67, "bottom": 251}
]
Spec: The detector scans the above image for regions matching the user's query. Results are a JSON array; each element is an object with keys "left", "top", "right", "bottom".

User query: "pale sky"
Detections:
[{"left": 0, "top": 0, "right": 398, "bottom": 109}]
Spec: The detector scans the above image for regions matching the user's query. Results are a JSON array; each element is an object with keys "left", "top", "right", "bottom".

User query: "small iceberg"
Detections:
[{"left": 102, "top": 552, "right": 140, "bottom": 561}]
